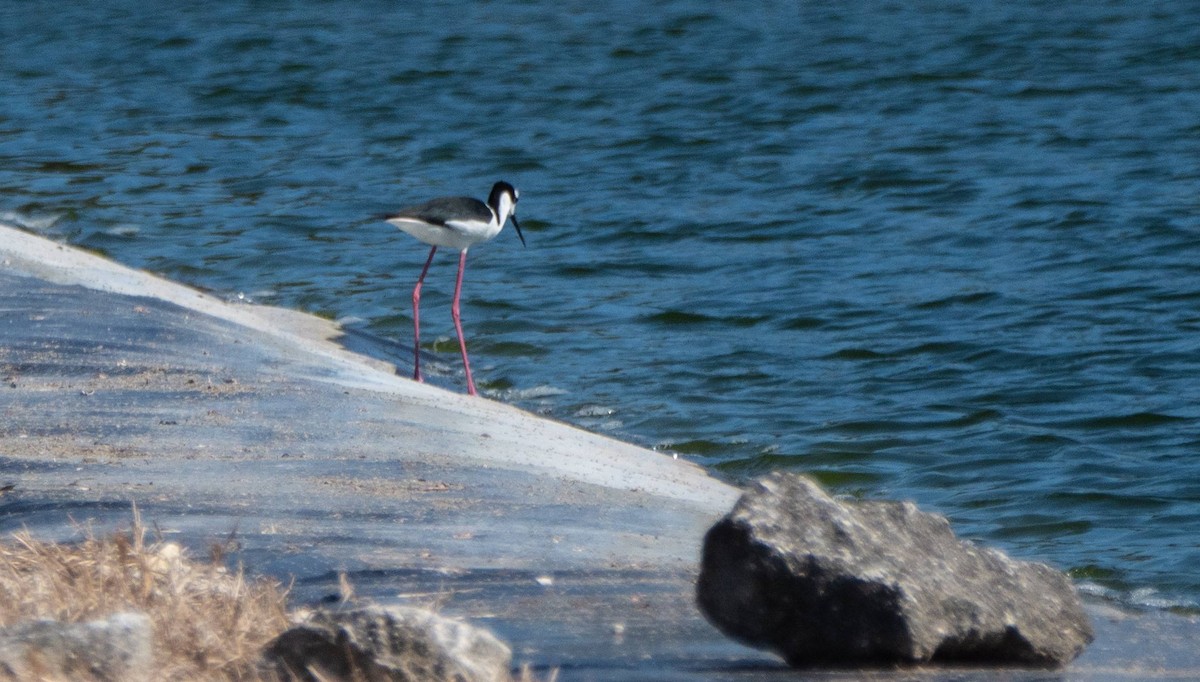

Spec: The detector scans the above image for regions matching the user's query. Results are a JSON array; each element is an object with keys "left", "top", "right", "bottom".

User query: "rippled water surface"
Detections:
[{"left": 3, "top": 2, "right": 1199, "bottom": 609}]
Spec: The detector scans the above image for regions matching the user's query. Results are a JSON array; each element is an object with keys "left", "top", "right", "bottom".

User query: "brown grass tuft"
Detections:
[
  {"left": 0, "top": 506, "right": 291, "bottom": 681},
  {"left": 0, "top": 507, "right": 555, "bottom": 681}
]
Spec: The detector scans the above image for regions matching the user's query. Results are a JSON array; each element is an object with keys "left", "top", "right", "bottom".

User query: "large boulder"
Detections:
[
  {"left": 262, "top": 605, "right": 512, "bottom": 682},
  {"left": 697, "top": 472, "right": 1093, "bottom": 667}
]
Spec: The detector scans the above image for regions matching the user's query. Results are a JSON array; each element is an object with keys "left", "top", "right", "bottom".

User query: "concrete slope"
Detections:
[{"left": 0, "top": 222, "right": 768, "bottom": 677}]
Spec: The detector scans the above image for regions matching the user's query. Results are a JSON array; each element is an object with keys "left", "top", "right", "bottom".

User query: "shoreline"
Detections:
[{"left": 1, "top": 222, "right": 1197, "bottom": 679}]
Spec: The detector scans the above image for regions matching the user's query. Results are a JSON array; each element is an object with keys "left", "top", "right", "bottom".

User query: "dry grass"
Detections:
[
  {"left": 0, "top": 507, "right": 291, "bottom": 680},
  {"left": 0, "top": 508, "right": 556, "bottom": 681}
]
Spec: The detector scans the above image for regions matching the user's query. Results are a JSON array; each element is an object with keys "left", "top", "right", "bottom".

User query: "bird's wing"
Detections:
[{"left": 385, "top": 197, "right": 493, "bottom": 232}]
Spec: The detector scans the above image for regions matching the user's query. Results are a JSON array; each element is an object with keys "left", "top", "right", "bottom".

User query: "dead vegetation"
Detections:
[
  {"left": 0, "top": 507, "right": 290, "bottom": 680},
  {"left": 0, "top": 508, "right": 554, "bottom": 681}
]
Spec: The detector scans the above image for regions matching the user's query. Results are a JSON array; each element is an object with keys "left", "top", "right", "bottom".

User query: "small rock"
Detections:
[
  {"left": 697, "top": 472, "right": 1094, "bottom": 667},
  {"left": 0, "top": 611, "right": 153, "bottom": 682},
  {"left": 262, "top": 604, "right": 512, "bottom": 682}
]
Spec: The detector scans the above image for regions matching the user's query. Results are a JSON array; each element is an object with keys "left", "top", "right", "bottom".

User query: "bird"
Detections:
[{"left": 381, "top": 181, "right": 525, "bottom": 396}]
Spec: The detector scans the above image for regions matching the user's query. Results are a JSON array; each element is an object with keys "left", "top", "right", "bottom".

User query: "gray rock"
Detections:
[
  {"left": 697, "top": 472, "right": 1094, "bottom": 667},
  {"left": 263, "top": 605, "right": 512, "bottom": 682},
  {"left": 0, "top": 611, "right": 153, "bottom": 682}
]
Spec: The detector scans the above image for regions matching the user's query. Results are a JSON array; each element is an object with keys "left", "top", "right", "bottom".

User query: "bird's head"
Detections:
[{"left": 489, "top": 181, "right": 525, "bottom": 247}]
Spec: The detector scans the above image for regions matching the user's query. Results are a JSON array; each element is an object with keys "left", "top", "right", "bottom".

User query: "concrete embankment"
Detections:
[{"left": 0, "top": 223, "right": 1197, "bottom": 680}]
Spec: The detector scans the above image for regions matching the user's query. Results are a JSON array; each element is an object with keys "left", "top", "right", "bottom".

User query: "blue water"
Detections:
[{"left": 2, "top": 2, "right": 1199, "bottom": 611}]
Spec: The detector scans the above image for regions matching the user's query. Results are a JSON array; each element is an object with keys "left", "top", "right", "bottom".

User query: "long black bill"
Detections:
[{"left": 511, "top": 215, "right": 526, "bottom": 247}]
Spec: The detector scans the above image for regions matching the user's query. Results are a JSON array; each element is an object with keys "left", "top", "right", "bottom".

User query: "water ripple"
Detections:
[{"left": 2, "top": 0, "right": 1199, "bottom": 611}]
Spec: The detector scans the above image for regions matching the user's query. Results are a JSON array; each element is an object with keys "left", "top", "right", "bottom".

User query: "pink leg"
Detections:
[
  {"left": 451, "top": 249, "right": 476, "bottom": 396},
  {"left": 412, "top": 246, "right": 437, "bottom": 382}
]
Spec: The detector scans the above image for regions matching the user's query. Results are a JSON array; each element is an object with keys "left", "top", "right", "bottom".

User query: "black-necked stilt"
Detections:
[{"left": 382, "top": 181, "right": 525, "bottom": 396}]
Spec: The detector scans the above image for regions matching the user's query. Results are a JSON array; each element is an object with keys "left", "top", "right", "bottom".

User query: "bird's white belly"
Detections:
[{"left": 389, "top": 218, "right": 497, "bottom": 251}]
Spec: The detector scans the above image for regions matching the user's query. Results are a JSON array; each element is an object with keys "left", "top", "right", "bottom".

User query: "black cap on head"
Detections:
[{"left": 488, "top": 181, "right": 518, "bottom": 206}]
